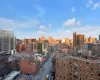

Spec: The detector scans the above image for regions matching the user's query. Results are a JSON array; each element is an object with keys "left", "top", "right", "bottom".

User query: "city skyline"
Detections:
[{"left": 0, "top": 0, "right": 100, "bottom": 39}]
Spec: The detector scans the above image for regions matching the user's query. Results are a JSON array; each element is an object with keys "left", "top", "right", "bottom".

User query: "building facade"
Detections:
[
  {"left": 48, "top": 36, "right": 53, "bottom": 44},
  {"left": 39, "top": 36, "right": 45, "bottom": 43},
  {"left": 24, "top": 42, "right": 38, "bottom": 53},
  {"left": 0, "top": 30, "right": 16, "bottom": 77},
  {"left": 0, "top": 30, "right": 16, "bottom": 53},
  {"left": 42, "top": 40, "right": 49, "bottom": 53},
  {"left": 0, "top": 53, "right": 10, "bottom": 77},
  {"left": 85, "top": 37, "right": 96, "bottom": 43},
  {"left": 24, "top": 38, "right": 36, "bottom": 44},
  {"left": 55, "top": 55, "right": 100, "bottom": 80},
  {"left": 73, "top": 32, "right": 84, "bottom": 53},
  {"left": 65, "top": 38, "right": 71, "bottom": 45}
]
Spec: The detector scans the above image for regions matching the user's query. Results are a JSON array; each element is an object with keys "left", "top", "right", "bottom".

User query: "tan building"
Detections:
[
  {"left": 73, "top": 32, "right": 85, "bottom": 52},
  {"left": 39, "top": 36, "right": 45, "bottom": 43},
  {"left": 55, "top": 55, "right": 100, "bottom": 80},
  {"left": 24, "top": 42, "right": 37, "bottom": 53},
  {"left": 85, "top": 37, "right": 96, "bottom": 43},
  {"left": 42, "top": 40, "right": 49, "bottom": 53},
  {"left": 65, "top": 38, "right": 71, "bottom": 45},
  {"left": 24, "top": 38, "right": 37, "bottom": 44},
  {"left": 48, "top": 36, "right": 53, "bottom": 44}
]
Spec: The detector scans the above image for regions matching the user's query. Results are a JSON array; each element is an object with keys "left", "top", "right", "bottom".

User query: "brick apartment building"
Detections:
[
  {"left": 24, "top": 42, "right": 38, "bottom": 53},
  {"left": 55, "top": 55, "right": 100, "bottom": 80}
]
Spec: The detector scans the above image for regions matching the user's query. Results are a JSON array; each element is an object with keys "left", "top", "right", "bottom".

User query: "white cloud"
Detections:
[
  {"left": 39, "top": 24, "right": 52, "bottom": 30},
  {"left": 76, "top": 21, "right": 81, "bottom": 26},
  {"left": 86, "top": 0, "right": 100, "bottom": 10},
  {"left": 65, "top": 30, "right": 71, "bottom": 33},
  {"left": 71, "top": 25, "right": 100, "bottom": 38},
  {"left": 37, "top": 30, "right": 46, "bottom": 37},
  {"left": 72, "top": 7, "right": 75, "bottom": 12},
  {"left": 15, "top": 30, "right": 46, "bottom": 39},
  {"left": 63, "top": 18, "right": 81, "bottom": 27},
  {"left": 86, "top": 0, "right": 93, "bottom": 8},
  {"left": 63, "top": 18, "right": 75, "bottom": 27},
  {"left": 40, "top": 25, "right": 47, "bottom": 30},
  {"left": 37, "top": 30, "right": 45, "bottom": 33},
  {"left": 93, "top": 2, "right": 100, "bottom": 10},
  {"left": 88, "top": 0, "right": 93, "bottom": 4},
  {"left": 15, "top": 25, "right": 100, "bottom": 39},
  {"left": 48, "top": 24, "right": 52, "bottom": 28},
  {"left": 0, "top": 18, "right": 40, "bottom": 29}
]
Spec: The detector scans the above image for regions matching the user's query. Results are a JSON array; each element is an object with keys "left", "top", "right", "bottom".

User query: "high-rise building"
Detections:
[
  {"left": 73, "top": 32, "right": 84, "bottom": 52},
  {"left": 0, "top": 30, "right": 16, "bottom": 77},
  {"left": 99, "top": 35, "right": 100, "bottom": 40},
  {"left": 24, "top": 42, "right": 38, "bottom": 53},
  {"left": 39, "top": 36, "right": 45, "bottom": 43},
  {"left": 42, "top": 40, "right": 49, "bottom": 53},
  {"left": 77, "top": 34, "right": 84, "bottom": 49},
  {"left": 55, "top": 55, "right": 100, "bottom": 80},
  {"left": 73, "top": 32, "right": 77, "bottom": 46},
  {"left": 48, "top": 36, "right": 53, "bottom": 44},
  {"left": 0, "top": 30, "right": 16, "bottom": 53}
]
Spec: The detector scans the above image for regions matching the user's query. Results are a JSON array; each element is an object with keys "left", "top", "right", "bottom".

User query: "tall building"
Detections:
[
  {"left": 77, "top": 34, "right": 84, "bottom": 49},
  {"left": 73, "top": 32, "right": 77, "bottom": 47},
  {"left": 99, "top": 35, "right": 100, "bottom": 40},
  {"left": 48, "top": 36, "right": 53, "bottom": 44},
  {"left": 24, "top": 42, "right": 38, "bottom": 53},
  {"left": 73, "top": 32, "right": 84, "bottom": 52},
  {"left": 0, "top": 30, "right": 16, "bottom": 52},
  {"left": 0, "top": 30, "right": 16, "bottom": 77},
  {"left": 42, "top": 40, "right": 49, "bottom": 53},
  {"left": 37, "top": 42, "right": 42, "bottom": 53},
  {"left": 65, "top": 38, "right": 71, "bottom": 45},
  {"left": 55, "top": 55, "right": 100, "bottom": 80},
  {"left": 39, "top": 36, "right": 45, "bottom": 43}
]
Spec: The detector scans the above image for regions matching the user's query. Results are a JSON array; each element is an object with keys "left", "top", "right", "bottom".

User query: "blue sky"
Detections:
[{"left": 0, "top": 0, "right": 100, "bottom": 39}]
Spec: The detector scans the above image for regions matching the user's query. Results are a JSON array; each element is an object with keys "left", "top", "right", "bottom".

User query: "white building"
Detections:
[{"left": 0, "top": 30, "right": 16, "bottom": 53}]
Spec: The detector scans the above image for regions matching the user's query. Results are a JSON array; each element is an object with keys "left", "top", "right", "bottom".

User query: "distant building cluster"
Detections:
[
  {"left": 16, "top": 36, "right": 61, "bottom": 54},
  {"left": 0, "top": 28, "right": 99, "bottom": 79},
  {"left": 53, "top": 32, "right": 100, "bottom": 80}
]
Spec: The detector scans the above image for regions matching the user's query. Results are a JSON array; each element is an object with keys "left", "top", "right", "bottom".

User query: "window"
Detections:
[
  {"left": 91, "top": 73, "right": 93, "bottom": 75},
  {"left": 91, "top": 67, "right": 93, "bottom": 71},
  {"left": 86, "top": 62, "right": 89, "bottom": 65},
  {"left": 98, "top": 73, "right": 100, "bottom": 76}
]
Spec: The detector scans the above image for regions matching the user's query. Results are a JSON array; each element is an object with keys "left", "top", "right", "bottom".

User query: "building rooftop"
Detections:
[{"left": 57, "top": 55, "right": 100, "bottom": 63}]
